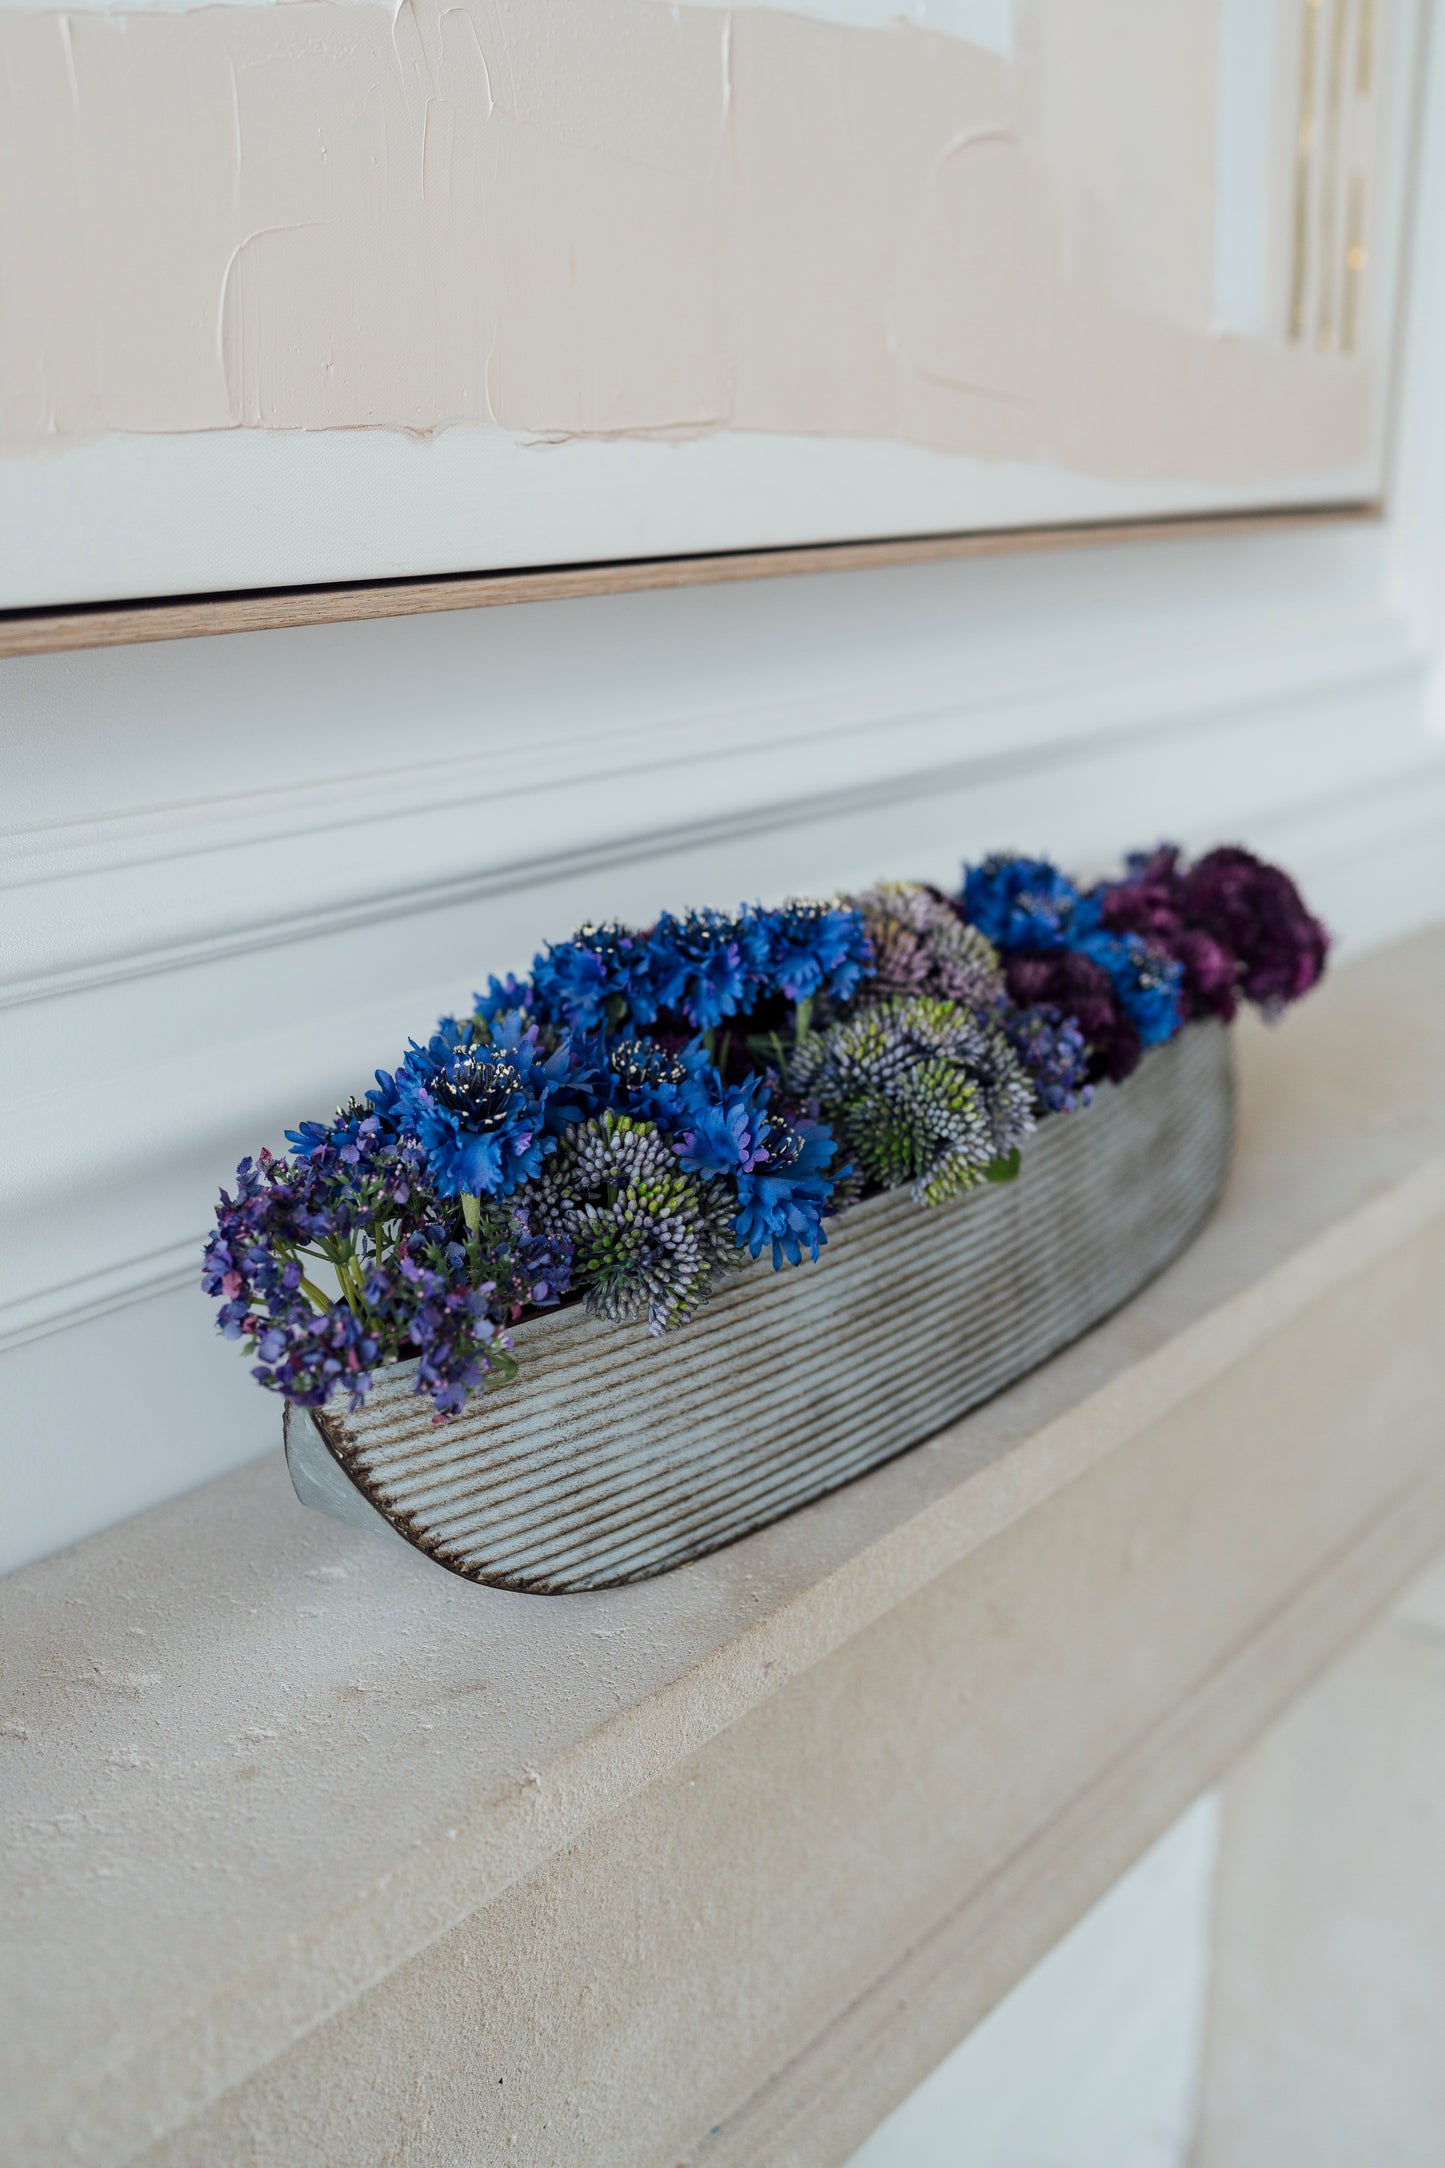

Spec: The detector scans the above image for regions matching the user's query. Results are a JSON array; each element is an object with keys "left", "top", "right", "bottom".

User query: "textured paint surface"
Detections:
[{"left": 0, "top": 0, "right": 1379, "bottom": 477}]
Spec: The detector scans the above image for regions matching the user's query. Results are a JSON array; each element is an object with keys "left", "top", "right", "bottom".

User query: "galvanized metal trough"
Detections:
[{"left": 285, "top": 1019, "right": 1234, "bottom": 1594}]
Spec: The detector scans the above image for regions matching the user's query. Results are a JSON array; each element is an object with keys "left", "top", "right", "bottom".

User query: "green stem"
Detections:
[
  {"left": 461, "top": 1191, "right": 482, "bottom": 1235},
  {"left": 296, "top": 1272, "right": 334, "bottom": 1315},
  {"left": 793, "top": 995, "right": 813, "bottom": 1045},
  {"left": 336, "top": 1255, "right": 365, "bottom": 1314}
]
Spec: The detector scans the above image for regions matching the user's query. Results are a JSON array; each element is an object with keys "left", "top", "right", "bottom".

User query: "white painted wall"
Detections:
[
  {"left": 0, "top": 25, "right": 1442, "bottom": 2168},
  {"left": 6, "top": 505, "right": 1445, "bottom": 1577},
  {"left": 2, "top": 0, "right": 1442, "bottom": 1582},
  {"left": 846, "top": 1795, "right": 1222, "bottom": 2168}
]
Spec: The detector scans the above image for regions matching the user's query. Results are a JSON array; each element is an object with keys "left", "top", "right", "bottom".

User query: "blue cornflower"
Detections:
[
  {"left": 671, "top": 1069, "right": 775, "bottom": 1179},
  {"left": 670, "top": 1068, "right": 842, "bottom": 1268},
  {"left": 750, "top": 898, "right": 874, "bottom": 1005},
  {"left": 392, "top": 1012, "right": 576, "bottom": 1198},
  {"left": 733, "top": 1116, "right": 841, "bottom": 1268},
  {"left": 286, "top": 1093, "right": 382, "bottom": 1167},
  {"left": 960, "top": 854, "right": 1081, "bottom": 951},
  {"left": 643, "top": 908, "right": 754, "bottom": 1030},
  {"left": 472, "top": 973, "right": 537, "bottom": 1028},
  {"left": 582, "top": 1033, "right": 715, "bottom": 1124},
  {"left": 1072, "top": 925, "right": 1183, "bottom": 1046},
  {"left": 531, "top": 922, "right": 649, "bottom": 1032},
  {"left": 1065, "top": 895, "right": 1182, "bottom": 1045}
]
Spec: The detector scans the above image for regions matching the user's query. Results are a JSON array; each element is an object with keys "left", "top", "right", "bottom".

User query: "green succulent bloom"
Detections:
[
  {"left": 526, "top": 1112, "right": 740, "bottom": 1335},
  {"left": 788, "top": 995, "right": 1035, "bottom": 1208}
]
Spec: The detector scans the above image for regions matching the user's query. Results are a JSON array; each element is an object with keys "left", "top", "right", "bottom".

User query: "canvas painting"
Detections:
[{"left": 0, "top": 0, "right": 1422, "bottom": 607}]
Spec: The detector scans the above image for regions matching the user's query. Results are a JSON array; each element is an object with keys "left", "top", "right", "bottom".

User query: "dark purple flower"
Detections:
[
  {"left": 1176, "top": 846, "right": 1329, "bottom": 1014},
  {"left": 1003, "top": 951, "right": 1142, "bottom": 1085},
  {"left": 1097, "top": 844, "right": 1328, "bottom": 1020}
]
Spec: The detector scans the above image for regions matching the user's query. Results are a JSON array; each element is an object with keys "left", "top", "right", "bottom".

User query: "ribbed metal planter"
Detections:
[{"left": 285, "top": 1019, "right": 1234, "bottom": 1593}]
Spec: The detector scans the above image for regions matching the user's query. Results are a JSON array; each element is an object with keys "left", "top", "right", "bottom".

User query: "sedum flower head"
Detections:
[
  {"left": 854, "top": 880, "right": 1005, "bottom": 1009},
  {"left": 788, "top": 995, "right": 1035, "bottom": 1208},
  {"left": 525, "top": 1112, "right": 740, "bottom": 1335}
]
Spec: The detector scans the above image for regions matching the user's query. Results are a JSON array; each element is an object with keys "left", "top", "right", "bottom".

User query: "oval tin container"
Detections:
[{"left": 285, "top": 1019, "right": 1234, "bottom": 1594}]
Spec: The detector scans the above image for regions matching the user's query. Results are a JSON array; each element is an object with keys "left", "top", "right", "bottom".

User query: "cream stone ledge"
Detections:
[{"left": 5, "top": 932, "right": 1445, "bottom": 2168}]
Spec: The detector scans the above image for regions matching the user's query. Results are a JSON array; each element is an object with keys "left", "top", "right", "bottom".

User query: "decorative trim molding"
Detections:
[
  {"left": 1, "top": 606, "right": 1423, "bottom": 1011},
  {"left": 0, "top": 505, "right": 1381, "bottom": 660},
  {"left": 4, "top": 757, "right": 1443, "bottom": 1359},
  {"left": 0, "top": 1244, "right": 199, "bottom": 1359},
  {"left": 698, "top": 1456, "right": 1445, "bottom": 2168}
]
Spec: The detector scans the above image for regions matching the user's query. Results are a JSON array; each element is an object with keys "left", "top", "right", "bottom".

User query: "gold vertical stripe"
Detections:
[
  {"left": 1289, "top": 0, "right": 1325, "bottom": 341},
  {"left": 1341, "top": 172, "right": 1367, "bottom": 351},
  {"left": 1316, "top": 0, "right": 1350, "bottom": 351}
]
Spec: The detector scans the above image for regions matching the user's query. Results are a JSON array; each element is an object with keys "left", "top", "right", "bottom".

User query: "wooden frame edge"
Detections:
[{"left": 0, "top": 501, "right": 1383, "bottom": 659}]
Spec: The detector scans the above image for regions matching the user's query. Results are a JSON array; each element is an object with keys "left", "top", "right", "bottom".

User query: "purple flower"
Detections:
[
  {"left": 1176, "top": 846, "right": 1329, "bottom": 1014},
  {"left": 1001, "top": 1004, "right": 1094, "bottom": 1116},
  {"left": 1095, "top": 844, "right": 1329, "bottom": 1020},
  {"left": 1003, "top": 951, "right": 1141, "bottom": 1085}
]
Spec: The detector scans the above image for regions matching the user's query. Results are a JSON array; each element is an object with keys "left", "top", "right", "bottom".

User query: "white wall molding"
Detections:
[
  {"left": 3, "top": 4, "right": 1444, "bottom": 1565},
  {"left": 2, "top": 578, "right": 1442, "bottom": 1372},
  {"left": 0, "top": 577, "right": 1424, "bottom": 1009}
]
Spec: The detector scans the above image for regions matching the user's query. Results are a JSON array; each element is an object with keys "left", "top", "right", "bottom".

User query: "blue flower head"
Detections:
[
  {"left": 670, "top": 1067, "right": 842, "bottom": 1268},
  {"left": 584, "top": 1033, "right": 715, "bottom": 1124},
  {"left": 643, "top": 908, "right": 752, "bottom": 1030},
  {"left": 472, "top": 974, "right": 537, "bottom": 1028},
  {"left": 286, "top": 1092, "right": 381, "bottom": 1167},
  {"left": 671, "top": 1068, "right": 775, "bottom": 1179},
  {"left": 1072, "top": 926, "right": 1183, "bottom": 1047},
  {"left": 750, "top": 898, "right": 874, "bottom": 1005},
  {"left": 733, "top": 1115, "right": 841, "bottom": 1268},
  {"left": 960, "top": 854, "right": 1081, "bottom": 952},
  {"left": 532, "top": 922, "right": 650, "bottom": 1033},
  {"left": 392, "top": 1012, "right": 576, "bottom": 1197}
]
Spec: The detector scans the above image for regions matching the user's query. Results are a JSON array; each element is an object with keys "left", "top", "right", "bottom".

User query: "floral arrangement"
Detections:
[{"left": 205, "top": 844, "right": 1328, "bottom": 1420}]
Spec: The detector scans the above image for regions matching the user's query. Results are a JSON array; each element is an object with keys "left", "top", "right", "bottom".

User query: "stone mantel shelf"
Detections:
[{"left": 4, "top": 932, "right": 1445, "bottom": 2168}]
